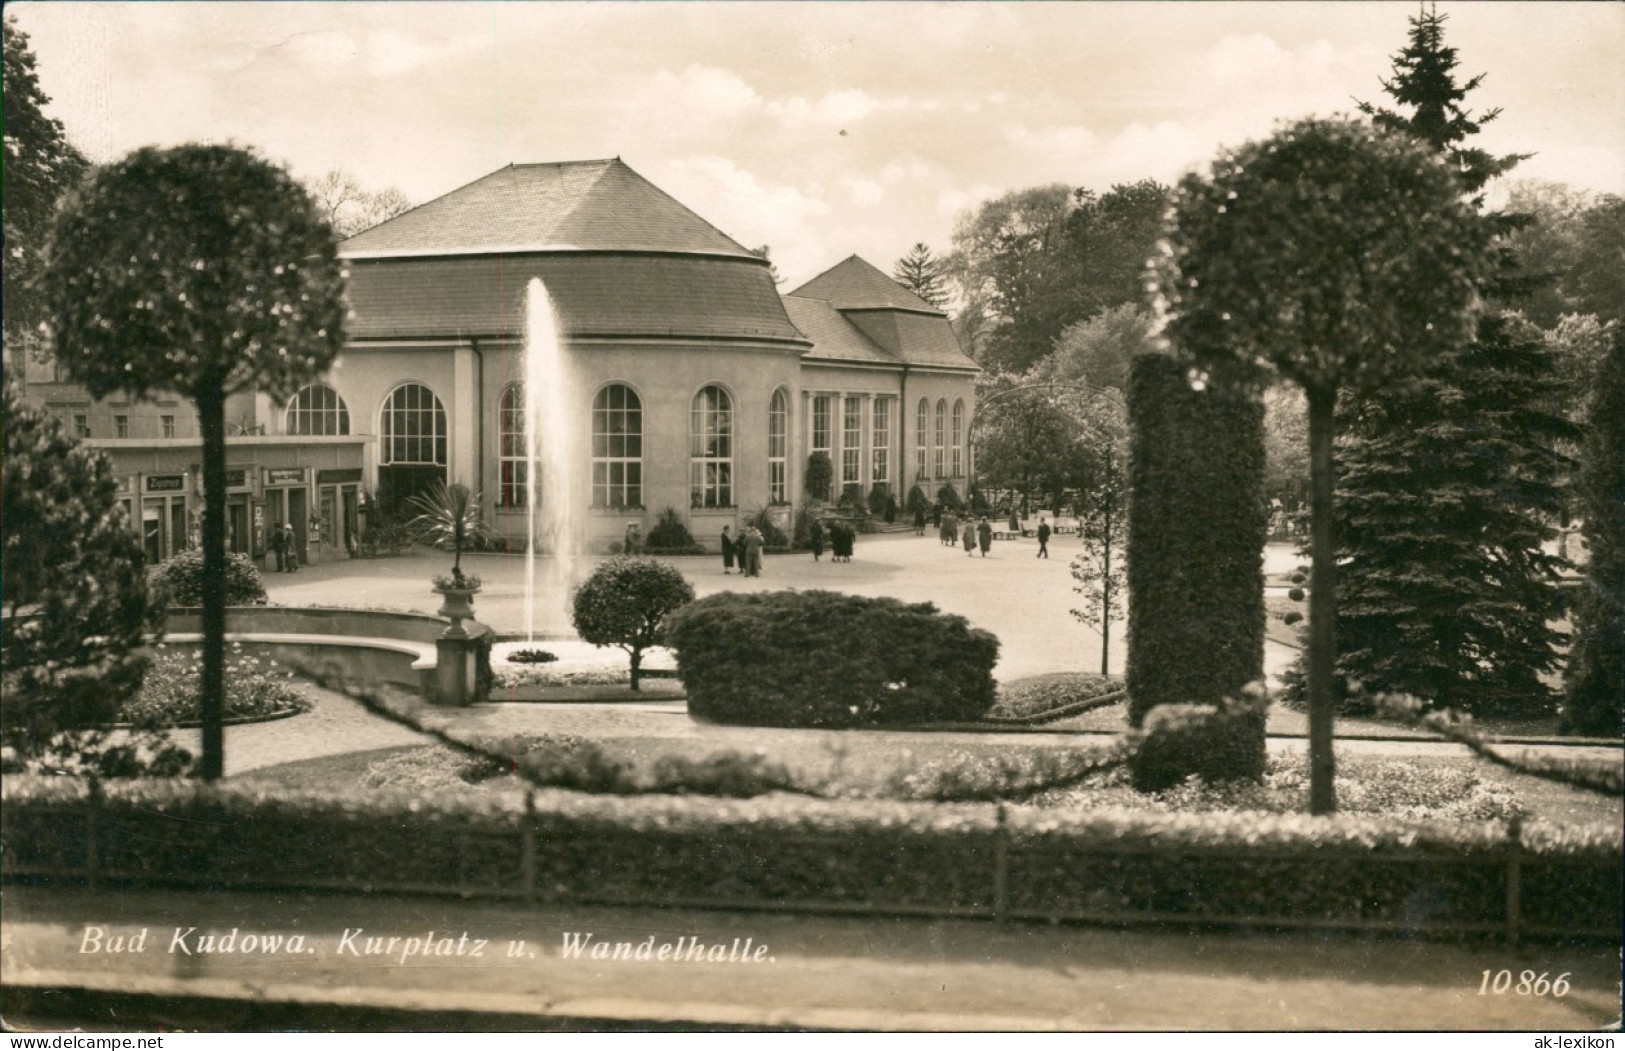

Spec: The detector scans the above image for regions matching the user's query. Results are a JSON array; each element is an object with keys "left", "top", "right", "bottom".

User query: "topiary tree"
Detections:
[
  {"left": 1152, "top": 116, "right": 1486, "bottom": 813},
  {"left": 1, "top": 384, "right": 170, "bottom": 772},
  {"left": 1124, "top": 355, "right": 1267, "bottom": 736},
  {"left": 40, "top": 145, "right": 347, "bottom": 780},
  {"left": 804, "top": 451, "right": 833, "bottom": 501},
  {"left": 1562, "top": 327, "right": 1625, "bottom": 736},
  {"left": 571, "top": 557, "right": 695, "bottom": 690}
]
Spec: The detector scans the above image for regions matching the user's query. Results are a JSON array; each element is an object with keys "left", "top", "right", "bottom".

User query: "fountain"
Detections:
[{"left": 522, "top": 277, "right": 581, "bottom": 640}]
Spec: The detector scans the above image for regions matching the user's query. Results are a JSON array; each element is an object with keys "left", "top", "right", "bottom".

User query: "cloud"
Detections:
[
  {"left": 1002, "top": 122, "right": 1098, "bottom": 162},
  {"left": 658, "top": 155, "right": 832, "bottom": 273},
  {"left": 649, "top": 64, "right": 762, "bottom": 119}
]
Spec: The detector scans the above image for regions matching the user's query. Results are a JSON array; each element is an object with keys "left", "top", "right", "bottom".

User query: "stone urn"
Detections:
[{"left": 433, "top": 577, "right": 481, "bottom": 638}]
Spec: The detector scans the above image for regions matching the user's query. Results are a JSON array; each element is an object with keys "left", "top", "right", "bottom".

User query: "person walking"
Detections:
[
  {"left": 942, "top": 511, "right": 958, "bottom": 548},
  {"left": 269, "top": 521, "right": 289, "bottom": 573},
  {"left": 721, "top": 526, "right": 735, "bottom": 574},
  {"left": 1036, "top": 517, "right": 1051, "bottom": 559},
  {"left": 809, "top": 517, "right": 825, "bottom": 562},
  {"left": 282, "top": 524, "right": 299, "bottom": 572},
  {"left": 962, "top": 518, "right": 976, "bottom": 556},
  {"left": 913, "top": 505, "right": 927, "bottom": 537},
  {"left": 977, "top": 516, "right": 993, "bottom": 557},
  {"left": 743, "top": 526, "right": 764, "bottom": 577},
  {"left": 624, "top": 522, "right": 642, "bottom": 556}
]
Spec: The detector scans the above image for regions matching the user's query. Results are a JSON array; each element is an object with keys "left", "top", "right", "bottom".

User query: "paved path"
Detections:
[{"left": 6, "top": 886, "right": 1619, "bottom": 1032}]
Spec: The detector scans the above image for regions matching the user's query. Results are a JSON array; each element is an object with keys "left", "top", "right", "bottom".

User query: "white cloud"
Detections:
[
  {"left": 843, "top": 176, "right": 885, "bottom": 208},
  {"left": 649, "top": 64, "right": 762, "bottom": 119},
  {"left": 1002, "top": 122, "right": 1098, "bottom": 161},
  {"left": 659, "top": 156, "right": 832, "bottom": 274},
  {"left": 937, "top": 183, "right": 1001, "bottom": 218},
  {"left": 281, "top": 31, "right": 357, "bottom": 69}
]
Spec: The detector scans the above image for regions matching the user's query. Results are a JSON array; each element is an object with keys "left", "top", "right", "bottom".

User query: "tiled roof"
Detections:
[
  {"left": 782, "top": 297, "right": 900, "bottom": 366},
  {"left": 340, "top": 159, "right": 756, "bottom": 260},
  {"left": 344, "top": 254, "right": 805, "bottom": 344},
  {"left": 789, "top": 255, "right": 945, "bottom": 314}
]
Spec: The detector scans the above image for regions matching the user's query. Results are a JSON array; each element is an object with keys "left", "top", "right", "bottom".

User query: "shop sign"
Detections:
[
  {"left": 224, "top": 469, "right": 248, "bottom": 489},
  {"left": 264, "top": 468, "right": 305, "bottom": 486},
  {"left": 316, "top": 468, "right": 363, "bottom": 484},
  {"left": 145, "top": 475, "right": 185, "bottom": 493}
]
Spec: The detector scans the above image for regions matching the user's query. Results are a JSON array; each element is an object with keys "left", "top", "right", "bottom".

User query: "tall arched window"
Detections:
[
  {"left": 285, "top": 383, "right": 349, "bottom": 436},
  {"left": 690, "top": 384, "right": 733, "bottom": 509},
  {"left": 934, "top": 399, "right": 947, "bottom": 479},
  {"left": 768, "top": 388, "right": 789, "bottom": 504},
  {"left": 872, "top": 397, "right": 891, "bottom": 486},
  {"left": 498, "top": 384, "right": 526, "bottom": 507},
  {"left": 952, "top": 399, "right": 965, "bottom": 478},
  {"left": 592, "top": 384, "right": 642, "bottom": 509},
  {"left": 378, "top": 382, "right": 447, "bottom": 514},
  {"left": 916, "top": 398, "right": 929, "bottom": 481}
]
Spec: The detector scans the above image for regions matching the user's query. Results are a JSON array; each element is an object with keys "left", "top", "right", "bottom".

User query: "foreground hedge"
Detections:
[
  {"left": 3, "top": 777, "right": 1617, "bottom": 938},
  {"left": 665, "top": 590, "right": 999, "bottom": 727}
]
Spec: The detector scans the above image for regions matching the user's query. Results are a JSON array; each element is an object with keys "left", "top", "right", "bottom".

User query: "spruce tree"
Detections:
[
  {"left": 1326, "top": 4, "right": 1578, "bottom": 718},
  {"left": 892, "top": 242, "right": 950, "bottom": 308},
  {"left": 1561, "top": 329, "right": 1625, "bottom": 736}
]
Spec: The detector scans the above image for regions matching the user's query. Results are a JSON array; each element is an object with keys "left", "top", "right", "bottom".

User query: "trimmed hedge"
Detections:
[
  {"left": 152, "top": 548, "right": 268, "bottom": 607},
  {"left": 4, "top": 777, "right": 1617, "bottom": 938},
  {"left": 664, "top": 590, "right": 999, "bottom": 727},
  {"left": 1126, "top": 354, "right": 1267, "bottom": 728},
  {"left": 1131, "top": 694, "right": 1267, "bottom": 792}
]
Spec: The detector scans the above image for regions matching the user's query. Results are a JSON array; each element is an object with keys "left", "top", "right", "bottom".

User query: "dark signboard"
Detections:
[
  {"left": 224, "top": 469, "right": 248, "bottom": 489},
  {"left": 145, "top": 475, "right": 185, "bottom": 492},
  {"left": 316, "top": 468, "right": 363, "bottom": 484},
  {"left": 265, "top": 468, "right": 305, "bottom": 486}
]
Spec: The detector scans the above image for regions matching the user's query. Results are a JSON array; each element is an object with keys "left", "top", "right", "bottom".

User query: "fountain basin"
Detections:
[{"left": 489, "top": 639, "right": 682, "bottom": 702}]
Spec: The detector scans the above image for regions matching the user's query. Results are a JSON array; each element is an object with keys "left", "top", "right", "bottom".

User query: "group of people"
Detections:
[
  {"left": 720, "top": 525, "right": 765, "bottom": 577},
  {"left": 808, "top": 517, "right": 855, "bottom": 563},
  {"left": 928, "top": 510, "right": 1053, "bottom": 559},
  {"left": 266, "top": 522, "right": 300, "bottom": 572}
]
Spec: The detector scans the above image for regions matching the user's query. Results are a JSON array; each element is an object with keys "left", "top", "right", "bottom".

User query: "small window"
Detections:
[
  {"left": 74, "top": 414, "right": 91, "bottom": 439},
  {"left": 115, "top": 415, "right": 129, "bottom": 438},
  {"left": 161, "top": 415, "right": 176, "bottom": 439}
]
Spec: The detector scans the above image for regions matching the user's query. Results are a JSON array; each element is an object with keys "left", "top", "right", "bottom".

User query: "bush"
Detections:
[
  {"left": 153, "top": 548, "right": 268, "bottom": 607},
  {"left": 805, "top": 452, "right": 833, "bottom": 501},
  {"left": 1125, "top": 355, "right": 1267, "bottom": 728},
  {"left": 666, "top": 590, "right": 999, "bottom": 728},
  {"left": 745, "top": 506, "right": 789, "bottom": 549},
  {"left": 360, "top": 745, "right": 504, "bottom": 791},
  {"left": 838, "top": 483, "right": 866, "bottom": 512},
  {"left": 1130, "top": 692, "right": 1267, "bottom": 793},
  {"left": 643, "top": 507, "right": 697, "bottom": 553},
  {"left": 884, "top": 494, "right": 898, "bottom": 524},
  {"left": 990, "top": 673, "right": 1124, "bottom": 721},
  {"left": 968, "top": 486, "right": 990, "bottom": 514},
  {"left": 905, "top": 485, "right": 929, "bottom": 514},
  {"left": 571, "top": 558, "right": 695, "bottom": 690},
  {"left": 866, "top": 483, "right": 889, "bottom": 515},
  {"left": 937, "top": 485, "right": 964, "bottom": 512}
]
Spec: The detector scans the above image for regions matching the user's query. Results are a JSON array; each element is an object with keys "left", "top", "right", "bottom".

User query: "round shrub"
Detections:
[
  {"left": 1131, "top": 694, "right": 1267, "bottom": 793},
  {"left": 153, "top": 548, "right": 267, "bottom": 607},
  {"left": 643, "top": 507, "right": 697, "bottom": 553},
  {"left": 1288, "top": 587, "right": 1306, "bottom": 602},
  {"left": 571, "top": 557, "right": 695, "bottom": 690},
  {"left": 1282, "top": 611, "right": 1304, "bottom": 626},
  {"left": 666, "top": 590, "right": 999, "bottom": 728}
]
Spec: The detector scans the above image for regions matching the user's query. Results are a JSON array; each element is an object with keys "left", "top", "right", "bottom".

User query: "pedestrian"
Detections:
[
  {"left": 809, "top": 517, "right": 825, "bottom": 561},
  {"left": 913, "top": 505, "right": 927, "bottom": 536},
  {"left": 743, "top": 526, "right": 764, "bottom": 577},
  {"left": 942, "top": 511, "right": 958, "bottom": 548},
  {"left": 1036, "top": 516, "right": 1051, "bottom": 559},
  {"left": 962, "top": 518, "right": 976, "bottom": 556},
  {"left": 283, "top": 524, "right": 299, "bottom": 572},
  {"left": 721, "top": 526, "right": 735, "bottom": 574},
  {"left": 269, "top": 521, "right": 288, "bottom": 573},
  {"left": 624, "top": 522, "right": 642, "bottom": 556},
  {"left": 831, "top": 521, "right": 855, "bottom": 562},
  {"left": 977, "top": 516, "right": 992, "bottom": 557}
]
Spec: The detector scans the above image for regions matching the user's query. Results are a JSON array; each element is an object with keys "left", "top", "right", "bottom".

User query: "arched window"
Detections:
[
  {"left": 285, "top": 383, "right": 349, "bottom": 436},
  {"left": 377, "top": 383, "right": 447, "bottom": 514},
  {"left": 872, "top": 397, "right": 891, "bottom": 486},
  {"left": 841, "top": 396, "right": 862, "bottom": 487},
  {"left": 498, "top": 384, "right": 526, "bottom": 507},
  {"left": 768, "top": 388, "right": 789, "bottom": 504},
  {"left": 916, "top": 398, "right": 929, "bottom": 481},
  {"left": 592, "top": 384, "right": 642, "bottom": 509},
  {"left": 952, "top": 399, "right": 965, "bottom": 478},
  {"left": 934, "top": 399, "right": 947, "bottom": 479},
  {"left": 690, "top": 384, "right": 733, "bottom": 509}
]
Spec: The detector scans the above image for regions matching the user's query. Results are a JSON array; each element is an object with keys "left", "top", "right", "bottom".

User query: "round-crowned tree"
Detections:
[
  {"left": 571, "top": 557, "right": 695, "bottom": 690},
  {"left": 1153, "top": 116, "right": 1487, "bottom": 813},
  {"left": 39, "top": 145, "right": 347, "bottom": 780}
]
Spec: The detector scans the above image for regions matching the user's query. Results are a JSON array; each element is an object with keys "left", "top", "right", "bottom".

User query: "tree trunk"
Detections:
[
  {"left": 629, "top": 648, "right": 642, "bottom": 692},
  {"left": 1306, "top": 387, "right": 1339, "bottom": 815},
  {"left": 198, "top": 388, "right": 228, "bottom": 781}
]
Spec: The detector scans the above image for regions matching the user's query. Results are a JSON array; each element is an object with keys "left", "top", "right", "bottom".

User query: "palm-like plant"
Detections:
[{"left": 407, "top": 480, "right": 492, "bottom": 587}]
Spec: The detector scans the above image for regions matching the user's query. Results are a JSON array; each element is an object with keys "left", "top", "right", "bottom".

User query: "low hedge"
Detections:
[
  {"left": 1131, "top": 695, "right": 1267, "bottom": 792},
  {"left": 664, "top": 590, "right": 999, "bottom": 727},
  {"left": 3, "top": 777, "right": 1617, "bottom": 938}
]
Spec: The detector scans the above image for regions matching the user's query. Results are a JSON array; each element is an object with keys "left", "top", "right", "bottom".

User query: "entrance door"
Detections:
[
  {"left": 142, "top": 501, "right": 163, "bottom": 564},
  {"left": 227, "top": 498, "right": 250, "bottom": 555},
  {"left": 342, "top": 488, "right": 358, "bottom": 556},
  {"left": 288, "top": 488, "right": 308, "bottom": 565}
]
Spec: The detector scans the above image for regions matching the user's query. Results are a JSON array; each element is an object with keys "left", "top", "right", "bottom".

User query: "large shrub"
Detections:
[
  {"left": 666, "top": 590, "right": 999, "bottom": 727},
  {"left": 804, "top": 452, "right": 833, "bottom": 501},
  {"left": 643, "top": 507, "right": 700, "bottom": 554},
  {"left": 1125, "top": 355, "right": 1267, "bottom": 729},
  {"left": 1129, "top": 693, "right": 1268, "bottom": 793},
  {"left": 153, "top": 548, "right": 268, "bottom": 607},
  {"left": 571, "top": 558, "right": 695, "bottom": 690}
]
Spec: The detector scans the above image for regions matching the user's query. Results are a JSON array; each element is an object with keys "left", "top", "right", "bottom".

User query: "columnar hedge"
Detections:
[
  {"left": 664, "top": 590, "right": 998, "bottom": 727},
  {"left": 1125, "top": 354, "right": 1268, "bottom": 727}
]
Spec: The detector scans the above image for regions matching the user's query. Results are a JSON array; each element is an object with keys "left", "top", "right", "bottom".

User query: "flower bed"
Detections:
[
  {"left": 118, "top": 644, "right": 310, "bottom": 727},
  {"left": 490, "top": 640, "right": 676, "bottom": 689}
]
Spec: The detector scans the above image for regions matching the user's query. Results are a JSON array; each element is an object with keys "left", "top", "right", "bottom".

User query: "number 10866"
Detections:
[{"left": 1479, "top": 970, "right": 1571, "bottom": 996}]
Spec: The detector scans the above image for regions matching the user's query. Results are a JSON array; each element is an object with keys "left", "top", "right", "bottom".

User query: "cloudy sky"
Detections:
[{"left": 13, "top": 1, "right": 1624, "bottom": 287}]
